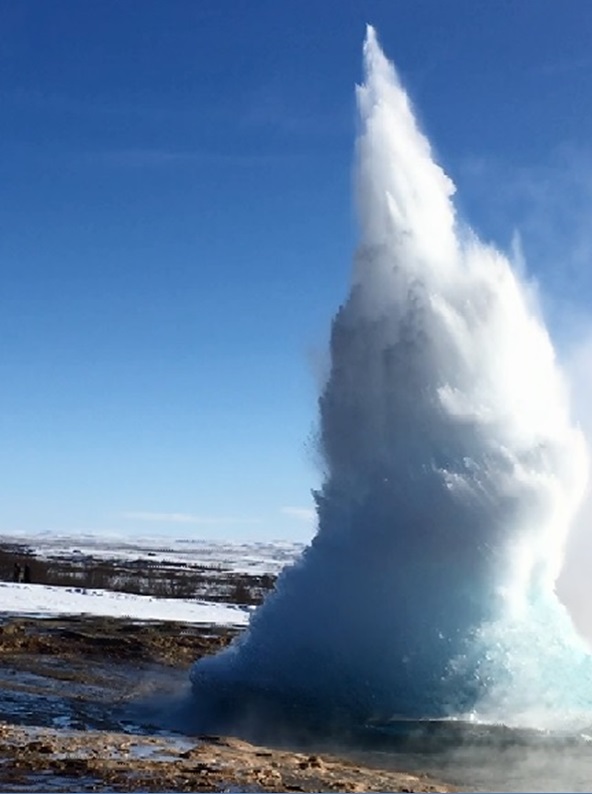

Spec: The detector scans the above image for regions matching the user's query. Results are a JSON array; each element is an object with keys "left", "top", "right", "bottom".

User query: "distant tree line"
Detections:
[{"left": 0, "top": 545, "right": 275, "bottom": 605}]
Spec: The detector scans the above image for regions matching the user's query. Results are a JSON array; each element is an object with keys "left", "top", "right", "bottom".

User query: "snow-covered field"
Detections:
[
  {"left": 0, "top": 531, "right": 304, "bottom": 624},
  {"left": 0, "top": 531, "right": 303, "bottom": 575},
  {"left": 0, "top": 581, "right": 252, "bottom": 625}
]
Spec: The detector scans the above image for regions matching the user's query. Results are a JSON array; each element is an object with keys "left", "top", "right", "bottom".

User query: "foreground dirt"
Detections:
[
  {"left": 0, "top": 614, "right": 454, "bottom": 792},
  {"left": 0, "top": 613, "right": 235, "bottom": 667},
  {"left": 0, "top": 723, "right": 451, "bottom": 793}
]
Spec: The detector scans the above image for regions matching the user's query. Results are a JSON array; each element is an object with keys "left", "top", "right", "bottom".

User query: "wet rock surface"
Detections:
[
  {"left": 0, "top": 615, "right": 453, "bottom": 792},
  {"left": 0, "top": 724, "right": 451, "bottom": 792}
]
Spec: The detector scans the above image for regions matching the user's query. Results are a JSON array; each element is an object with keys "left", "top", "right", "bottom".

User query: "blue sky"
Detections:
[{"left": 1, "top": 0, "right": 592, "bottom": 541}]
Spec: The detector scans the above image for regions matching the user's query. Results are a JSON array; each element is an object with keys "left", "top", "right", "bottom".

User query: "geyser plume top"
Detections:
[
  {"left": 190, "top": 27, "right": 590, "bottom": 732},
  {"left": 344, "top": 26, "right": 587, "bottom": 587},
  {"left": 356, "top": 25, "right": 457, "bottom": 280}
]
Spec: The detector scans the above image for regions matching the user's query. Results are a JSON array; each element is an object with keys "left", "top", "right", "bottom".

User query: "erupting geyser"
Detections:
[{"left": 191, "top": 27, "right": 592, "bottom": 732}]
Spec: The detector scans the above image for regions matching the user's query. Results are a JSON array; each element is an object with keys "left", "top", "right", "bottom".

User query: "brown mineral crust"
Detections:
[{"left": 0, "top": 615, "right": 238, "bottom": 666}]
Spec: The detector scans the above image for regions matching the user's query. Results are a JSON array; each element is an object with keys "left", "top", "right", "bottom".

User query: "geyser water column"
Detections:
[{"left": 190, "top": 27, "right": 589, "bottom": 729}]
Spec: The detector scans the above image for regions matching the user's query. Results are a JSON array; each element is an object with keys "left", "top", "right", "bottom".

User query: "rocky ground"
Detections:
[
  {"left": 0, "top": 542, "right": 455, "bottom": 792},
  {"left": 0, "top": 614, "right": 454, "bottom": 792}
]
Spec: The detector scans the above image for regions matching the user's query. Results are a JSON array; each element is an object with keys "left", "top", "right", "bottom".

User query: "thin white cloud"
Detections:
[
  {"left": 239, "top": 81, "right": 349, "bottom": 138},
  {"left": 88, "top": 148, "right": 297, "bottom": 170},
  {"left": 534, "top": 57, "right": 592, "bottom": 77},
  {"left": 280, "top": 506, "right": 316, "bottom": 522},
  {"left": 121, "top": 511, "right": 261, "bottom": 526}
]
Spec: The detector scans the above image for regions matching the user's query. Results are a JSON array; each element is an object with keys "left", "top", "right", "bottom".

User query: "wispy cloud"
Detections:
[
  {"left": 121, "top": 511, "right": 261, "bottom": 526},
  {"left": 238, "top": 81, "right": 350, "bottom": 139},
  {"left": 1, "top": 87, "right": 200, "bottom": 121},
  {"left": 280, "top": 506, "right": 316, "bottom": 522},
  {"left": 78, "top": 147, "right": 300, "bottom": 170},
  {"left": 2, "top": 144, "right": 300, "bottom": 172},
  {"left": 534, "top": 57, "right": 592, "bottom": 77}
]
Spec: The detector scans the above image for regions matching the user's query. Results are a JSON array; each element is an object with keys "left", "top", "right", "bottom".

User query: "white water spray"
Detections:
[{"left": 191, "top": 26, "right": 591, "bottom": 731}]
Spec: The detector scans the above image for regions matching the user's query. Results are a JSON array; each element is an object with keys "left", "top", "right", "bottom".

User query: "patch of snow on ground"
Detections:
[{"left": 0, "top": 582, "right": 251, "bottom": 626}]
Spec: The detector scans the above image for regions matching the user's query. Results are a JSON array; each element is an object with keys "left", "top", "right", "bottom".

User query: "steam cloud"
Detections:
[{"left": 190, "top": 26, "right": 592, "bottom": 733}]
